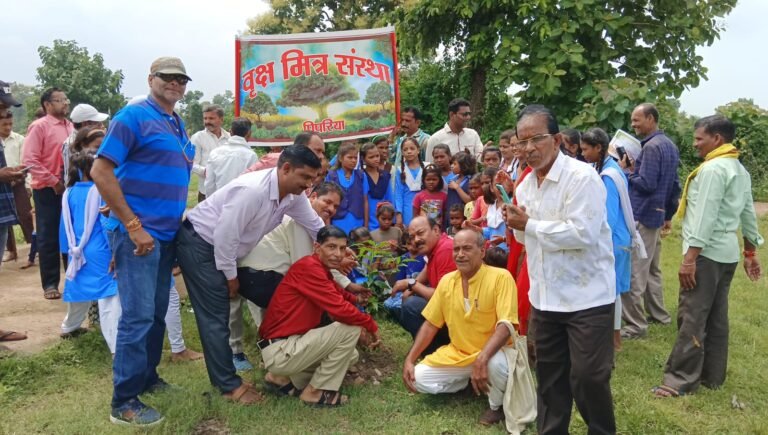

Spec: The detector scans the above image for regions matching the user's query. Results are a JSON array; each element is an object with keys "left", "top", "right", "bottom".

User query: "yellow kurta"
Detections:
[{"left": 421, "top": 264, "right": 518, "bottom": 368}]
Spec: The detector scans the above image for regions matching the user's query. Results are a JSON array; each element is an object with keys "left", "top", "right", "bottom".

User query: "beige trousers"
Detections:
[
  {"left": 621, "top": 223, "right": 671, "bottom": 336},
  {"left": 261, "top": 322, "right": 360, "bottom": 391}
]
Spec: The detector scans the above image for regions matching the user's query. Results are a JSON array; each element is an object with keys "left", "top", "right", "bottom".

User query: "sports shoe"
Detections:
[
  {"left": 233, "top": 353, "right": 254, "bottom": 371},
  {"left": 110, "top": 398, "right": 164, "bottom": 427}
]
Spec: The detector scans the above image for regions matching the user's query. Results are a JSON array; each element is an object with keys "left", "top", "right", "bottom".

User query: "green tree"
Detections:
[
  {"left": 246, "top": 0, "right": 736, "bottom": 130},
  {"left": 363, "top": 81, "right": 393, "bottom": 111},
  {"left": 245, "top": 0, "right": 397, "bottom": 34},
  {"left": 8, "top": 83, "right": 40, "bottom": 132},
  {"left": 715, "top": 99, "right": 768, "bottom": 198},
  {"left": 242, "top": 91, "right": 278, "bottom": 122},
  {"left": 276, "top": 70, "right": 359, "bottom": 120},
  {"left": 36, "top": 40, "right": 125, "bottom": 115},
  {"left": 178, "top": 90, "right": 205, "bottom": 134}
]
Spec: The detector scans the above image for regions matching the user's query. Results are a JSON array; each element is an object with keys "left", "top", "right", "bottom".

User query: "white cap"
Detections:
[{"left": 70, "top": 104, "right": 109, "bottom": 123}]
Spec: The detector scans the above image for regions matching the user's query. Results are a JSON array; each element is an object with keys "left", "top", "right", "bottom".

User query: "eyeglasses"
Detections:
[
  {"left": 516, "top": 133, "right": 554, "bottom": 148},
  {"left": 50, "top": 98, "right": 70, "bottom": 104},
  {"left": 154, "top": 73, "right": 190, "bottom": 85}
]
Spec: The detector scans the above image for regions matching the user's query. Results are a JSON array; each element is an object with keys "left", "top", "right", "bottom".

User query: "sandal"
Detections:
[
  {"left": 264, "top": 380, "right": 303, "bottom": 397},
  {"left": 20, "top": 261, "right": 36, "bottom": 270},
  {"left": 0, "top": 330, "right": 28, "bottom": 342},
  {"left": 651, "top": 385, "right": 684, "bottom": 398},
  {"left": 44, "top": 289, "right": 62, "bottom": 300},
  {"left": 223, "top": 383, "right": 265, "bottom": 405},
  {"left": 302, "top": 389, "right": 348, "bottom": 408}
]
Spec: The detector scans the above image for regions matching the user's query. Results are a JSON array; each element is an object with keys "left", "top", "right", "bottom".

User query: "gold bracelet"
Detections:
[{"left": 125, "top": 217, "right": 142, "bottom": 232}]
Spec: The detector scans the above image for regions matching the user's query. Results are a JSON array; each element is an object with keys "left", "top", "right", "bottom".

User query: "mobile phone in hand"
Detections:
[{"left": 496, "top": 184, "right": 512, "bottom": 204}]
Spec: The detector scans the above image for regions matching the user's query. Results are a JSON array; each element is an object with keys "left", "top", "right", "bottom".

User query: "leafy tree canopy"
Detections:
[{"left": 36, "top": 39, "right": 125, "bottom": 116}]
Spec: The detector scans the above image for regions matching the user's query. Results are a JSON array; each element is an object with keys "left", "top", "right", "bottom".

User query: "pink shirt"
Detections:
[
  {"left": 243, "top": 152, "right": 281, "bottom": 174},
  {"left": 22, "top": 114, "right": 73, "bottom": 189}
]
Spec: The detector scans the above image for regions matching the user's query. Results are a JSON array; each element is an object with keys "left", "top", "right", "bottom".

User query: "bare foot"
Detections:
[
  {"left": 170, "top": 348, "right": 204, "bottom": 363},
  {"left": 264, "top": 372, "right": 291, "bottom": 386}
]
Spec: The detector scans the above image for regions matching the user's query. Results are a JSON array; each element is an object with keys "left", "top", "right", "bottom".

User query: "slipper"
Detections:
[
  {"left": 302, "top": 389, "right": 348, "bottom": 408},
  {"left": 264, "top": 380, "right": 303, "bottom": 397},
  {"left": 651, "top": 385, "right": 684, "bottom": 398},
  {"left": 0, "top": 330, "right": 27, "bottom": 342},
  {"left": 44, "top": 289, "right": 62, "bottom": 300},
  {"left": 223, "top": 383, "right": 265, "bottom": 405}
]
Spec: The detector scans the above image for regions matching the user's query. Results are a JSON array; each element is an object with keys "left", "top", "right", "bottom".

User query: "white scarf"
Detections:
[
  {"left": 601, "top": 164, "right": 648, "bottom": 259},
  {"left": 61, "top": 185, "right": 102, "bottom": 280},
  {"left": 403, "top": 165, "right": 422, "bottom": 192}
]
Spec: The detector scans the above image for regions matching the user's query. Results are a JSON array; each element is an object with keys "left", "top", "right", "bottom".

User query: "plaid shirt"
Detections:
[
  {"left": 0, "top": 139, "right": 19, "bottom": 225},
  {"left": 627, "top": 130, "right": 682, "bottom": 228}
]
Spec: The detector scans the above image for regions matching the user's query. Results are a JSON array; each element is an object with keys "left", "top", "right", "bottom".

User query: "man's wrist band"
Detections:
[
  {"left": 744, "top": 250, "right": 757, "bottom": 258},
  {"left": 681, "top": 261, "right": 695, "bottom": 266}
]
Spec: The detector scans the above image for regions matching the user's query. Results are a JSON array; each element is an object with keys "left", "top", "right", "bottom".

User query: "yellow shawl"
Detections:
[{"left": 676, "top": 143, "right": 739, "bottom": 220}]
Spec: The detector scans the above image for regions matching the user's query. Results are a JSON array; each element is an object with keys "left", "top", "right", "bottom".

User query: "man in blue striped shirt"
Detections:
[{"left": 92, "top": 57, "right": 194, "bottom": 428}]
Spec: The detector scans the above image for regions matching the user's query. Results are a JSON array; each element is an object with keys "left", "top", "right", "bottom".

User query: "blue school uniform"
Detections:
[
  {"left": 444, "top": 175, "right": 469, "bottom": 228},
  {"left": 327, "top": 168, "right": 369, "bottom": 234},
  {"left": 394, "top": 166, "right": 422, "bottom": 227},
  {"left": 59, "top": 182, "right": 117, "bottom": 302},
  {"left": 601, "top": 157, "right": 631, "bottom": 294},
  {"left": 366, "top": 169, "right": 393, "bottom": 231},
  {"left": 383, "top": 252, "right": 427, "bottom": 314},
  {"left": 442, "top": 172, "right": 457, "bottom": 193}
]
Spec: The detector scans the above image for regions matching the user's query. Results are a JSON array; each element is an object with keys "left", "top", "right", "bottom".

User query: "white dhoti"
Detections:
[{"left": 414, "top": 350, "right": 509, "bottom": 409}]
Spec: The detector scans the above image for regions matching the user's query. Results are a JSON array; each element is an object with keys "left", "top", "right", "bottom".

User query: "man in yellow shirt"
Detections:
[{"left": 402, "top": 229, "right": 518, "bottom": 426}]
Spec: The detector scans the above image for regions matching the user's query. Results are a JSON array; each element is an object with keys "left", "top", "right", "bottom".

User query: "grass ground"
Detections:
[{"left": 2, "top": 179, "right": 766, "bottom": 434}]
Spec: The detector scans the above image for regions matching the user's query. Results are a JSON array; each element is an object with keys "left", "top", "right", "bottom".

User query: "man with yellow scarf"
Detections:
[{"left": 653, "top": 115, "right": 763, "bottom": 398}]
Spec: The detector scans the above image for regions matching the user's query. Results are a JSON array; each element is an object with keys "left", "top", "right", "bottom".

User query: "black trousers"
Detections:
[
  {"left": 237, "top": 267, "right": 284, "bottom": 308},
  {"left": 533, "top": 303, "right": 616, "bottom": 435},
  {"left": 176, "top": 222, "right": 242, "bottom": 393},
  {"left": 32, "top": 187, "right": 66, "bottom": 291}
]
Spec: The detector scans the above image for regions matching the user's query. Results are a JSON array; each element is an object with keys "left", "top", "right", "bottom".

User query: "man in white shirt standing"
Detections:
[
  {"left": 504, "top": 105, "right": 616, "bottom": 435},
  {"left": 425, "top": 98, "right": 483, "bottom": 161},
  {"left": 204, "top": 117, "right": 257, "bottom": 195},
  {"left": 204, "top": 116, "right": 259, "bottom": 372},
  {"left": 191, "top": 104, "right": 230, "bottom": 202}
]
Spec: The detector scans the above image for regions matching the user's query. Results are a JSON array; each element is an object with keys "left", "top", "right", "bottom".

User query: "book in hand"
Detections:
[{"left": 609, "top": 129, "right": 642, "bottom": 162}]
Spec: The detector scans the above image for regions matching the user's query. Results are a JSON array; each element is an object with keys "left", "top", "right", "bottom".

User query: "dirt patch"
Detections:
[
  {"left": 344, "top": 344, "right": 398, "bottom": 386},
  {"left": 0, "top": 243, "right": 67, "bottom": 354},
  {"left": 192, "top": 419, "right": 230, "bottom": 435},
  {"left": 754, "top": 202, "right": 768, "bottom": 217}
]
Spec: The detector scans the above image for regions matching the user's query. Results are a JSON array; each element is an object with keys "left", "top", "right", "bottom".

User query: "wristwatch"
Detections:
[{"left": 407, "top": 278, "right": 416, "bottom": 291}]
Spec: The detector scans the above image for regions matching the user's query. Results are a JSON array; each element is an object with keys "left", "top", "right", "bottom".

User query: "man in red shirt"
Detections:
[
  {"left": 391, "top": 216, "right": 457, "bottom": 352},
  {"left": 21, "top": 87, "right": 73, "bottom": 299},
  {"left": 258, "top": 225, "right": 380, "bottom": 407}
]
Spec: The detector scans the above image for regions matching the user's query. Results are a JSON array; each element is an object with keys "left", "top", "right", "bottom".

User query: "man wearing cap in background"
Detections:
[
  {"left": 62, "top": 103, "right": 109, "bottom": 185},
  {"left": 0, "top": 82, "right": 29, "bottom": 345},
  {"left": 22, "top": 87, "right": 73, "bottom": 300},
  {"left": 191, "top": 104, "right": 230, "bottom": 203},
  {"left": 91, "top": 57, "right": 193, "bottom": 427}
]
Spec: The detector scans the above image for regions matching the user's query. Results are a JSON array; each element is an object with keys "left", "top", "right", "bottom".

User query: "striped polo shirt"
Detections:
[{"left": 97, "top": 96, "right": 193, "bottom": 241}]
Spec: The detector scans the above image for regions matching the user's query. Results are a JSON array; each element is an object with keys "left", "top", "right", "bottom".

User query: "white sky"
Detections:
[{"left": 2, "top": 0, "right": 765, "bottom": 117}]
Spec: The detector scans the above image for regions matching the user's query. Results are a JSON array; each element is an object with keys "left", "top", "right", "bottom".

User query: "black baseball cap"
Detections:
[{"left": 0, "top": 80, "right": 21, "bottom": 107}]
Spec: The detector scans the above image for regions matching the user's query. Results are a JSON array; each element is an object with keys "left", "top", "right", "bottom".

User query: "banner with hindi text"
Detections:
[{"left": 235, "top": 27, "right": 399, "bottom": 146}]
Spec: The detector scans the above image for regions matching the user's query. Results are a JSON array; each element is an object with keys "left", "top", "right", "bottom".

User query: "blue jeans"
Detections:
[{"left": 109, "top": 230, "right": 174, "bottom": 408}]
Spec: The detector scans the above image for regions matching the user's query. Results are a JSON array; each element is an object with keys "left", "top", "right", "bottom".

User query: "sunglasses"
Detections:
[{"left": 154, "top": 73, "right": 190, "bottom": 85}]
